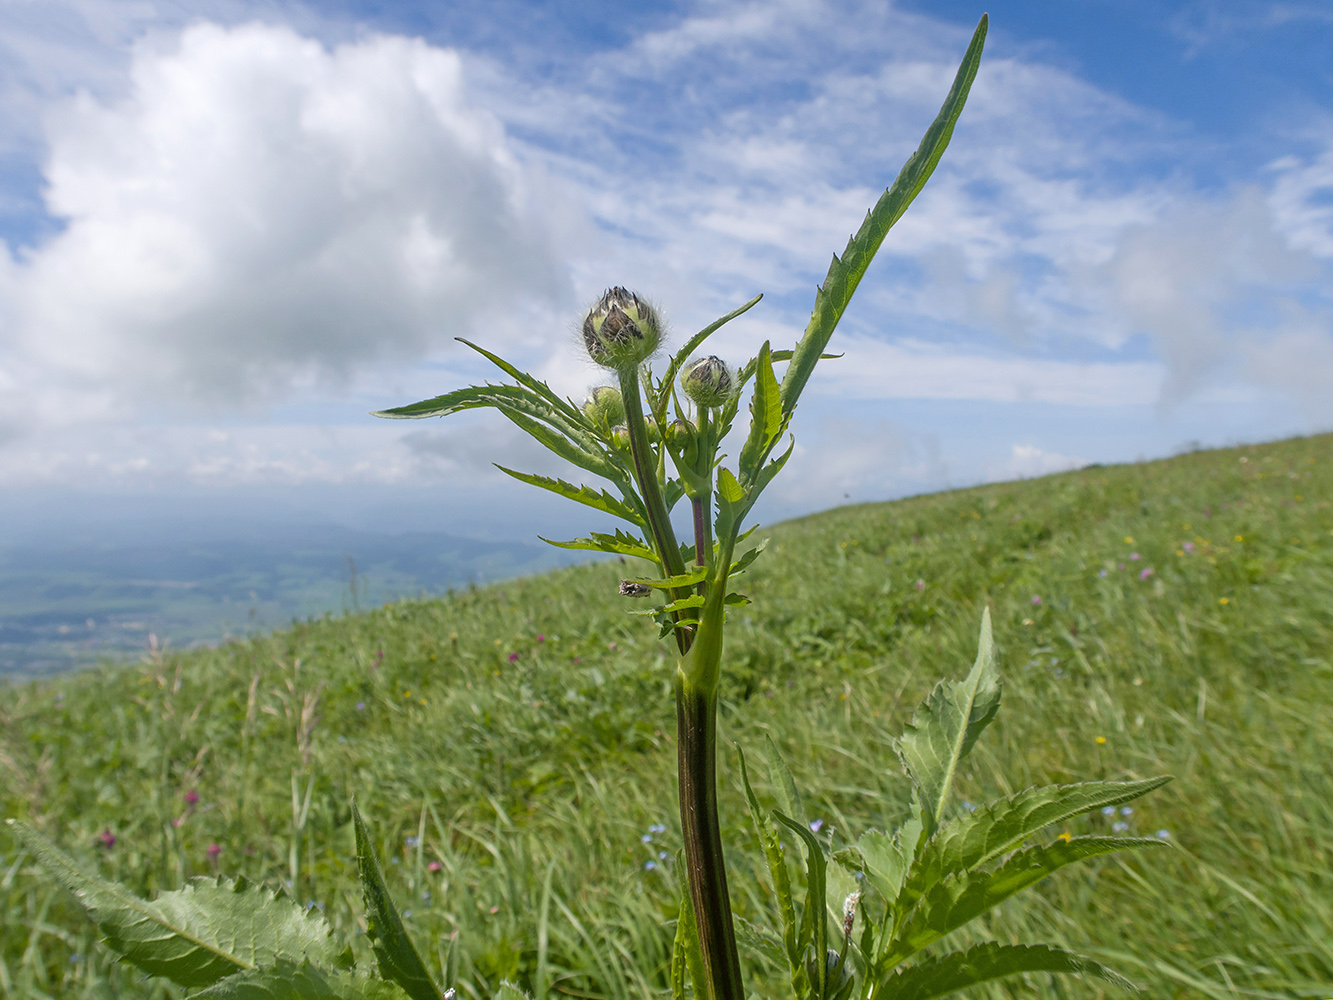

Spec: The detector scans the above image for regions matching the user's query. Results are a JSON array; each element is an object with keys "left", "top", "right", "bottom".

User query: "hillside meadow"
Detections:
[{"left": 2, "top": 434, "right": 1330, "bottom": 999}]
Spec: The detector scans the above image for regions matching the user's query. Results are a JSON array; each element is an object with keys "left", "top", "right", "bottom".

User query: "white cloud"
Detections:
[
  {"left": 808, "top": 336, "right": 1164, "bottom": 406},
  {"left": 1, "top": 20, "right": 569, "bottom": 418},
  {"left": 987, "top": 444, "right": 1086, "bottom": 483}
]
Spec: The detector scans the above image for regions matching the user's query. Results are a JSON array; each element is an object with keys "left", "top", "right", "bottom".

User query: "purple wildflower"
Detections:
[
  {"left": 1031, "top": 594, "right": 1042, "bottom": 605},
  {"left": 1139, "top": 567, "right": 1154, "bottom": 580},
  {"left": 184, "top": 789, "right": 200, "bottom": 806},
  {"left": 98, "top": 829, "right": 116, "bottom": 849}
]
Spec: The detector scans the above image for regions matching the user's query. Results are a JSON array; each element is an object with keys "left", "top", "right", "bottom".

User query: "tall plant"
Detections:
[{"left": 11, "top": 13, "right": 1172, "bottom": 1000}]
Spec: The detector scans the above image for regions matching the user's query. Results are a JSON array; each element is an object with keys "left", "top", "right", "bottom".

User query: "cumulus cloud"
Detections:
[{"left": 1, "top": 20, "right": 569, "bottom": 415}]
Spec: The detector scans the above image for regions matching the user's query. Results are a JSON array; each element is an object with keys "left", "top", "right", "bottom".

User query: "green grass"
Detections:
[{"left": 3, "top": 434, "right": 1330, "bottom": 999}]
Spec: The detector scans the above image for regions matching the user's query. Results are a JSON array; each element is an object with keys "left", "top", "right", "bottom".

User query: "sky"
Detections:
[{"left": 0, "top": 0, "right": 1331, "bottom": 546}]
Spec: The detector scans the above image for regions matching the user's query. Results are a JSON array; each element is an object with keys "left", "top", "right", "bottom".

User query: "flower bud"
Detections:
[
  {"left": 582, "top": 287, "right": 662, "bottom": 370},
  {"left": 609, "top": 426, "right": 631, "bottom": 449},
  {"left": 583, "top": 386, "right": 625, "bottom": 428},
  {"left": 667, "top": 419, "right": 698, "bottom": 466},
  {"left": 681, "top": 355, "right": 737, "bottom": 408}
]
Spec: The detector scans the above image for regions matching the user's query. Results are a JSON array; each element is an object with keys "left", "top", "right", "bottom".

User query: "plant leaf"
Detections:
[
  {"left": 903, "top": 777, "right": 1172, "bottom": 908},
  {"left": 895, "top": 609, "right": 1000, "bottom": 835},
  {"left": 882, "top": 836, "right": 1166, "bottom": 967},
  {"left": 8, "top": 820, "right": 343, "bottom": 988},
  {"left": 494, "top": 984, "right": 530, "bottom": 1000},
  {"left": 836, "top": 819, "right": 922, "bottom": 913},
  {"left": 672, "top": 850, "right": 708, "bottom": 1000},
  {"left": 193, "top": 960, "right": 410, "bottom": 999},
  {"left": 734, "top": 915, "right": 787, "bottom": 971},
  {"left": 739, "top": 342, "right": 784, "bottom": 482},
  {"left": 876, "top": 942, "right": 1137, "bottom": 1000},
  {"left": 353, "top": 803, "right": 443, "bottom": 1000},
  {"left": 779, "top": 14, "right": 986, "bottom": 418},
  {"left": 728, "top": 539, "right": 769, "bottom": 576},
  {"left": 773, "top": 812, "right": 829, "bottom": 1000},
  {"left": 716, "top": 467, "right": 744, "bottom": 503},
  {"left": 624, "top": 566, "right": 709, "bottom": 591},
  {"left": 737, "top": 747, "right": 803, "bottom": 988},
  {"left": 539, "top": 531, "right": 658, "bottom": 563},
  {"left": 627, "top": 594, "right": 705, "bottom": 616},
  {"left": 495, "top": 466, "right": 646, "bottom": 529},
  {"left": 454, "top": 338, "right": 584, "bottom": 424}
]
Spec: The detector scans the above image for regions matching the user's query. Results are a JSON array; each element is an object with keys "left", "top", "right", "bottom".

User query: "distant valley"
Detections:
[{"left": 0, "top": 527, "right": 574, "bottom": 678}]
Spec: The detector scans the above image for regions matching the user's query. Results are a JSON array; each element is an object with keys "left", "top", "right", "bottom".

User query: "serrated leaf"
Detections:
[
  {"left": 9, "top": 820, "right": 342, "bottom": 988},
  {"left": 717, "top": 467, "right": 744, "bottom": 503},
  {"left": 737, "top": 747, "right": 804, "bottom": 990},
  {"left": 839, "top": 819, "right": 922, "bottom": 912},
  {"left": 625, "top": 567, "right": 708, "bottom": 591},
  {"left": 876, "top": 941, "right": 1137, "bottom": 1000},
  {"left": 353, "top": 803, "right": 442, "bottom": 1000},
  {"left": 728, "top": 539, "right": 768, "bottom": 576},
  {"left": 723, "top": 592, "right": 750, "bottom": 606},
  {"left": 628, "top": 594, "right": 705, "bottom": 616},
  {"left": 779, "top": 15, "right": 986, "bottom": 418},
  {"left": 903, "top": 777, "right": 1172, "bottom": 908},
  {"left": 882, "top": 836, "right": 1166, "bottom": 967},
  {"left": 495, "top": 467, "right": 645, "bottom": 528},
  {"left": 896, "top": 609, "right": 1000, "bottom": 835},
  {"left": 539, "top": 531, "right": 657, "bottom": 563},
  {"left": 494, "top": 984, "right": 530, "bottom": 1000},
  {"left": 193, "top": 959, "right": 410, "bottom": 999},
  {"left": 773, "top": 812, "right": 829, "bottom": 1000},
  {"left": 740, "top": 342, "right": 783, "bottom": 482},
  {"left": 454, "top": 339, "right": 583, "bottom": 424}
]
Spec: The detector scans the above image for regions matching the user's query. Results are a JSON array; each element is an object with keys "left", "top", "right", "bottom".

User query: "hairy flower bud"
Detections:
[
  {"left": 582, "top": 287, "right": 662, "bottom": 370},
  {"left": 609, "top": 425, "right": 631, "bottom": 449},
  {"left": 583, "top": 386, "right": 625, "bottom": 428},
  {"left": 681, "top": 355, "right": 738, "bottom": 408}
]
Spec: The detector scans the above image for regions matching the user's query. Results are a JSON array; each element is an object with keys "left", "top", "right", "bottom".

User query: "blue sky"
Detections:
[{"left": 0, "top": 0, "right": 1330, "bottom": 544}]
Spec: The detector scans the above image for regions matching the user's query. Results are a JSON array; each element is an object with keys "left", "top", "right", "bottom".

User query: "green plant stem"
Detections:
[
  {"left": 617, "top": 364, "right": 692, "bottom": 652},
  {"left": 675, "top": 671, "right": 742, "bottom": 1000}
]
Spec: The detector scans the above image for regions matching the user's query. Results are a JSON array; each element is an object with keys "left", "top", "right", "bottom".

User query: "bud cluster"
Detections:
[{"left": 582, "top": 287, "right": 662, "bottom": 370}]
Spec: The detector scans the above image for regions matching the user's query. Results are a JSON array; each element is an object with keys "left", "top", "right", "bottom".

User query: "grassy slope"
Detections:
[{"left": 2, "top": 434, "right": 1330, "bottom": 999}]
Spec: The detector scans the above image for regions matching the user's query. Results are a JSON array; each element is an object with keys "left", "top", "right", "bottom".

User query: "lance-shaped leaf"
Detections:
[
  {"left": 353, "top": 803, "right": 443, "bottom": 1000},
  {"left": 773, "top": 812, "right": 829, "bottom": 1000},
  {"left": 193, "top": 959, "right": 410, "bottom": 999},
  {"left": 454, "top": 338, "right": 585, "bottom": 424},
  {"left": 624, "top": 566, "right": 709, "bottom": 591},
  {"left": 494, "top": 984, "right": 530, "bottom": 1000},
  {"left": 627, "top": 594, "right": 705, "bottom": 616},
  {"left": 728, "top": 538, "right": 768, "bottom": 576},
  {"left": 540, "top": 530, "right": 657, "bottom": 563},
  {"left": 780, "top": 15, "right": 986, "bottom": 419},
  {"left": 739, "top": 342, "right": 784, "bottom": 483},
  {"left": 495, "top": 467, "right": 646, "bottom": 529},
  {"left": 902, "top": 777, "right": 1172, "bottom": 908},
  {"left": 882, "top": 836, "right": 1166, "bottom": 967},
  {"left": 895, "top": 609, "right": 999, "bottom": 835},
  {"left": 876, "top": 942, "right": 1137, "bottom": 1000},
  {"left": 737, "top": 747, "right": 803, "bottom": 989},
  {"left": 9, "top": 820, "right": 345, "bottom": 988}
]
